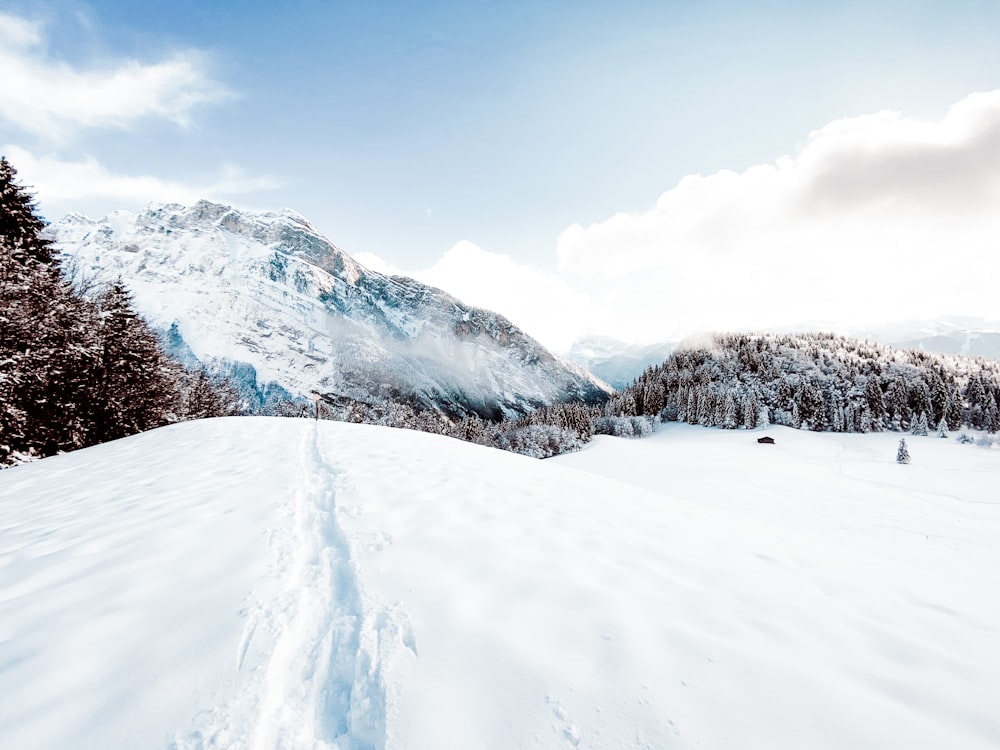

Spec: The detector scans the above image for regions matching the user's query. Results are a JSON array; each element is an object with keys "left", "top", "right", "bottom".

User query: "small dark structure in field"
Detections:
[{"left": 757, "top": 436, "right": 775, "bottom": 445}]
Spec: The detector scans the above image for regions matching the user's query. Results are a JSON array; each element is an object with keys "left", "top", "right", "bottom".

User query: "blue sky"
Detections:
[{"left": 3, "top": 0, "right": 1000, "bottom": 347}]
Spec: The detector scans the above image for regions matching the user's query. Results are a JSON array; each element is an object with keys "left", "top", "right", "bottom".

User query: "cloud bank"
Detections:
[
  {"left": 388, "top": 91, "right": 1000, "bottom": 351},
  {"left": 2, "top": 146, "right": 281, "bottom": 217},
  {"left": 0, "top": 13, "right": 231, "bottom": 140}
]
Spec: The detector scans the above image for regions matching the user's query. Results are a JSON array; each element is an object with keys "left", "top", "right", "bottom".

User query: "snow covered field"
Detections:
[{"left": 1, "top": 418, "right": 998, "bottom": 749}]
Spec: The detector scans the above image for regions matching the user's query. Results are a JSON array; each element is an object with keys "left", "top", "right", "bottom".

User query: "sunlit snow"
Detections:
[{"left": 1, "top": 418, "right": 998, "bottom": 748}]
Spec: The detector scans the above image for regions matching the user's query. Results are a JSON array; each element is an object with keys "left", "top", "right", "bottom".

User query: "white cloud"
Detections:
[
  {"left": 0, "top": 12, "right": 43, "bottom": 48},
  {"left": 553, "top": 90, "right": 1000, "bottom": 342},
  {"left": 0, "top": 12, "right": 232, "bottom": 140},
  {"left": 378, "top": 91, "right": 1000, "bottom": 352},
  {"left": 415, "top": 241, "right": 595, "bottom": 351},
  {"left": 3, "top": 145, "right": 280, "bottom": 207},
  {"left": 356, "top": 242, "right": 595, "bottom": 352}
]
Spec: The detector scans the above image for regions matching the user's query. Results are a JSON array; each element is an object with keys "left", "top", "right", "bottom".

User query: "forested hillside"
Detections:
[
  {"left": 612, "top": 332, "right": 1000, "bottom": 433},
  {"left": 0, "top": 157, "right": 238, "bottom": 464}
]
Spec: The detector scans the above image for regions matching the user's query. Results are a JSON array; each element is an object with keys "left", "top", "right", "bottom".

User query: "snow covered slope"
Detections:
[
  {"left": 2, "top": 419, "right": 999, "bottom": 749},
  {"left": 51, "top": 202, "right": 608, "bottom": 417}
]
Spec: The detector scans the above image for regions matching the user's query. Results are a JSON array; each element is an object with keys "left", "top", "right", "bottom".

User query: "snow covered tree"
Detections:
[
  {"left": 0, "top": 156, "right": 96, "bottom": 459},
  {"left": 642, "top": 378, "right": 665, "bottom": 418},
  {"left": 0, "top": 157, "right": 57, "bottom": 278},
  {"left": 89, "top": 280, "right": 179, "bottom": 442},
  {"left": 864, "top": 377, "right": 887, "bottom": 430},
  {"left": 984, "top": 392, "right": 1000, "bottom": 434},
  {"left": 181, "top": 366, "right": 242, "bottom": 419},
  {"left": 742, "top": 390, "right": 760, "bottom": 429},
  {"left": 885, "top": 376, "right": 909, "bottom": 430},
  {"left": 896, "top": 438, "right": 910, "bottom": 464},
  {"left": 936, "top": 417, "right": 948, "bottom": 438},
  {"left": 720, "top": 390, "right": 738, "bottom": 429},
  {"left": 910, "top": 412, "right": 928, "bottom": 436}
]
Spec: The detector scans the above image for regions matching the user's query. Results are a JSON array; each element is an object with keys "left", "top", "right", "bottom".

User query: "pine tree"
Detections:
[
  {"left": 984, "top": 392, "right": 1000, "bottom": 434},
  {"left": 721, "top": 390, "right": 738, "bottom": 429},
  {"left": 90, "top": 280, "right": 177, "bottom": 443},
  {"left": 686, "top": 388, "right": 699, "bottom": 425},
  {"left": 936, "top": 417, "right": 948, "bottom": 438},
  {"left": 885, "top": 376, "right": 909, "bottom": 430},
  {"left": 742, "top": 390, "right": 760, "bottom": 429},
  {"left": 1, "top": 156, "right": 97, "bottom": 459},
  {"left": 896, "top": 438, "right": 910, "bottom": 464},
  {"left": 910, "top": 411, "right": 928, "bottom": 436},
  {"left": 864, "top": 376, "right": 887, "bottom": 430},
  {"left": 0, "top": 157, "right": 58, "bottom": 278}
]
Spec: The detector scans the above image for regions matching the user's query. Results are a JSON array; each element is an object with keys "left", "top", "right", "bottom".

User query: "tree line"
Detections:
[
  {"left": 319, "top": 330, "right": 1000, "bottom": 457},
  {"left": 265, "top": 331, "right": 1000, "bottom": 459},
  {"left": 610, "top": 332, "right": 1000, "bottom": 433}
]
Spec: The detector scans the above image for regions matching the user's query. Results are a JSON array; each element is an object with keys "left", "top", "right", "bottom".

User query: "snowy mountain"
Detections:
[
  {"left": 2, "top": 417, "right": 998, "bottom": 748},
  {"left": 846, "top": 316, "right": 1000, "bottom": 360},
  {"left": 566, "top": 335, "right": 676, "bottom": 389},
  {"left": 51, "top": 201, "right": 609, "bottom": 418}
]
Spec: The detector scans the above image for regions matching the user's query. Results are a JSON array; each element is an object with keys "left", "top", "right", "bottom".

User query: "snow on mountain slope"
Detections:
[
  {"left": 846, "top": 316, "right": 1000, "bottom": 360},
  {"left": 51, "top": 202, "right": 608, "bottom": 417},
  {"left": 2, "top": 419, "right": 999, "bottom": 749},
  {"left": 566, "top": 335, "right": 677, "bottom": 389}
]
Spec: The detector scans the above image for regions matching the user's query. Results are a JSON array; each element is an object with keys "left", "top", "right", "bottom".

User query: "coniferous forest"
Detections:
[
  {"left": 611, "top": 332, "right": 1000, "bottom": 434},
  {"left": 0, "top": 157, "right": 239, "bottom": 464}
]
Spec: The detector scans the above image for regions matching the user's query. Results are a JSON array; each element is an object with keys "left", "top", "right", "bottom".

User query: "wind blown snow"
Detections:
[{"left": 1, "top": 418, "right": 998, "bottom": 748}]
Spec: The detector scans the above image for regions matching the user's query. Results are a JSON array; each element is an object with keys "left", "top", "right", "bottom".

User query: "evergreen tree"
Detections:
[
  {"left": 0, "top": 157, "right": 57, "bottom": 277},
  {"left": 0, "top": 156, "right": 97, "bottom": 459},
  {"left": 742, "top": 390, "right": 760, "bottom": 429},
  {"left": 643, "top": 378, "right": 665, "bottom": 418},
  {"left": 181, "top": 366, "right": 241, "bottom": 419},
  {"left": 864, "top": 376, "right": 887, "bottom": 430},
  {"left": 721, "top": 390, "right": 738, "bottom": 429},
  {"left": 896, "top": 438, "right": 910, "bottom": 464},
  {"left": 686, "top": 388, "right": 699, "bottom": 425},
  {"left": 984, "top": 392, "right": 1000, "bottom": 434},
  {"left": 88, "top": 280, "right": 178, "bottom": 441}
]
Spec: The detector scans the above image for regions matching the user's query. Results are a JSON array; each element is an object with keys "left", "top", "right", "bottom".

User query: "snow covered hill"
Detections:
[
  {"left": 51, "top": 202, "right": 608, "bottom": 417},
  {"left": 2, "top": 418, "right": 998, "bottom": 749}
]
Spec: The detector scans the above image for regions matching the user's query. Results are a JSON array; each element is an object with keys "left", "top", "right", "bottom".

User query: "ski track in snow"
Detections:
[{"left": 174, "top": 422, "right": 412, "bottom": 750}]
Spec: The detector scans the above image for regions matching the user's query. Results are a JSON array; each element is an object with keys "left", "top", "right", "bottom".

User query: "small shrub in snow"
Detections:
[
  {"left": 956, "top": 433, "right": 975, "bottom": 445},
  {"left": 896, "top": 438, "right": 910, "bottom": 464}
]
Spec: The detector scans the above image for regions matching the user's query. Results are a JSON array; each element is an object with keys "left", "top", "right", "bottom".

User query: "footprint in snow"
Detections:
[{"left": 546, "top": 694, "right": 581, "bottom": 747}]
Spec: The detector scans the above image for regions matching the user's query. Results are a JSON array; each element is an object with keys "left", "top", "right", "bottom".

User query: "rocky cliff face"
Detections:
[{"left": 53, "top": 201, "right": 609, "bottom": 418}]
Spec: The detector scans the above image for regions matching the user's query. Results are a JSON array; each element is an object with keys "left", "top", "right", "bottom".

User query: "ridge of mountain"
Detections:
[
  {"left": 566, "top": 335, "right": 677, "bottom": 390},
  {"left": 52, "top": 200, "right": 610, "bottom": 419}
]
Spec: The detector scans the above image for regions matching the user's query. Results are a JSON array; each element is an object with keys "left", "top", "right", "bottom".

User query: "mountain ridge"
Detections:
[{"left": 52, "top": 200, "right": 610, "bottom": 419}]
